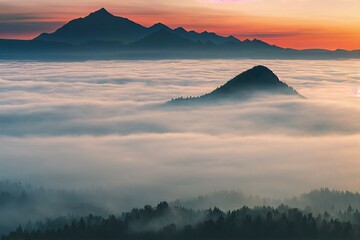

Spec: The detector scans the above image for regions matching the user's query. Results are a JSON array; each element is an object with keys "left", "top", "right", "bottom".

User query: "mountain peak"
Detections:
[
  {"left": 248, "top": 65, "right": 273, "bottom": 74},
  {"left": 33, "top": 7, "right": 274, "bottom": 48},
  {"left": 222, "top": 65, "right": 288, "bottom": 89},
  {"left": 34, "top": 7, "right": 149, "bottom": 44},
  {"left": 207, "top": 65, "right": 303, "bottom": 99},
  {"left": 153, "top": 22, "right": 166, "bottom": 27},
  {"left": 89, "top": 8, "right": 113, "bottom": 17},
  {"left": 149, "top": 22, "right": 171, "bottom": 32},
  {"left": 174, "top": 27, "right": 186, "bottom": 32},
  {"left": 169, "top": 65, "right": 303, "bottom": 104}
]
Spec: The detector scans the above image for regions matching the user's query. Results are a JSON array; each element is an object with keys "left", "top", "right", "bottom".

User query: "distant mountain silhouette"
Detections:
[
  {"left": 129, "top": 30, "right": 198, "bottom": 49},
  {"left": 173, "top": 27, "right": 239, "bottom": 45},
  {"left": 35, "top": 8, "right": 149, "bottom": 44},
  {"left": 0, "top": 8, "right": 359, "bottom": 60},
  {"left": 149, "top": 23, "right": 172, "bottom": 33},
  {"left": 170, "top": 66, "right": 303, "bottom": 104},
  {"left": 241, "top": 39, "right": 280, "bottom": 49},
  {"left": 33, "top": 8, "right": 250, "bottom": 47}
]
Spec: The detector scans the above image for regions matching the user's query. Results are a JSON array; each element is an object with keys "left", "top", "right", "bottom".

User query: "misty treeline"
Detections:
[
  {"left": 3, "top": 201, "right": 360, "bottom": 240},
  {"left": 174, "top": 189, "right": 360, "bottom": 214},
  {"left": 0, "top": 181, "right": 108, "bottom": 235},
  {"left": 3, "top": 181, "right": 360, "bottom": 237}
]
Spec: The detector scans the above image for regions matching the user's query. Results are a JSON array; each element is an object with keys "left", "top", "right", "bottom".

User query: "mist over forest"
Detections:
[
  {"left": 1, "top": 60, "right": 359, "bottom": 195},
  {"left": 0, "top": 59, "right": 359, "bottom": 239},
  {"left": 2, "top": 180, "right": 360, "bottom": 237},
  {"left": 1, "top": 0, "right": 359, "bottom": 238}
]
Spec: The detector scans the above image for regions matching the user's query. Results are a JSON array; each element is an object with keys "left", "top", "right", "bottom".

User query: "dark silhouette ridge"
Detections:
[
  {"left": 3, "top": 202, "right": 356, "bottom": 240},
  {"left": 149, "top": 22, "right": 172, "bottom": 33},
  {"left": 88, "top": 7, "right": 113, "bottom": 17},
  {"left": 170, "top": 66, "right": 303, "bottom": 104},
  {"left": 34, "top": 8, "right": 149, "bottom": 44},
  {"left": 0, "top": 8, "right": 358, "bottom": 59},
  {"left": 33, "top": 8, "right": 247, "bottom": 46},
  {"left": 173, "top": 27, "right": 240, "bottom": 45},
  {"left": 242, "top": 38, "right": 278, "bottom": 48},
  {"left": 129, "top": 30, "right": 199, "bottom": 49}
]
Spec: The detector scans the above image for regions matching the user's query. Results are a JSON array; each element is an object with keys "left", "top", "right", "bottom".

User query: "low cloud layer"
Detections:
[{"left": 0, "top": 59, "right": 359, "bottom": 200}]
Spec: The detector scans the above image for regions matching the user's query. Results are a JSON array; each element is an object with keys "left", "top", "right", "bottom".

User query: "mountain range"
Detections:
[
  {"left": 35, "top": 8, "right": 243, "bottom": 46},
  {"left": 169, "top": 65, "right": 303, "bottom": 104},
  {"left": 0, "top": 8, "right": 359, "bottom": 60}
]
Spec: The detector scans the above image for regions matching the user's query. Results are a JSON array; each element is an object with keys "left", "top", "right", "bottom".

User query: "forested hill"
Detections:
[
  {"left": 169, "top": 65, "right": 302, "bottom": 104},
  {"left": 3, "top": 202, "right": 357, "bottom": 240}
]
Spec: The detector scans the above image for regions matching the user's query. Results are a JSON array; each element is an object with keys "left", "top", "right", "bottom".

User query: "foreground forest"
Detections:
[
  {"left": 2, "top": 202, "right": 358, "bottom": 240},
  {"left": 3, "top": 181, "right": 360, "bottom": 214},
  {"left": 2, "top": 181, "right": 360, "bottom": 239}
]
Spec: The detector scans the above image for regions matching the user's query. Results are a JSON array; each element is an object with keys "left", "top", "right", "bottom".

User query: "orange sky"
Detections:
[{"left": 0, "top": 0, "right": 359, "bottom": 50}]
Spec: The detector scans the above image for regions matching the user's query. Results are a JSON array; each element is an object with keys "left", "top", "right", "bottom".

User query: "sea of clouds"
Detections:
[{"left": 0, "top": 59, "right": 359, "bottom": 201}]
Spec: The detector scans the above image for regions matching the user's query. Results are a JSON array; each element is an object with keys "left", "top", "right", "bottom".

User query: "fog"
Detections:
[{"left": 0, "top": 59, "right": 359, "bottom": 202}]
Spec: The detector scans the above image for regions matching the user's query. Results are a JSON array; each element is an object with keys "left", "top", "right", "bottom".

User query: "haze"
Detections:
[{"left": 0, "top": 59, "right": 359, "bottom": 201}]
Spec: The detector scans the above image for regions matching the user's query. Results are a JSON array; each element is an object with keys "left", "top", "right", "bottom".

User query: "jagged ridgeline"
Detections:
[
  {"left": 1, "top": 8, "right": 359, "bottom": 59},
  {"left": 34, "top": 8, "right": 241, "bottom": 45},
  {"left": 169, "top": 65, "right": 304, "bottom": 104},
  {"left": 3, "top": 202, "right": 356, "bottom": 240}
]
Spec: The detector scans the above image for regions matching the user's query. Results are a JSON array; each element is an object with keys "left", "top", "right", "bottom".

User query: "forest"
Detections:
[
  {"left": 3, "top": 181, "right": 360, "bottom": 239},
  {"left": 2, "top": 201, "right": 358, "bottom": 240}
]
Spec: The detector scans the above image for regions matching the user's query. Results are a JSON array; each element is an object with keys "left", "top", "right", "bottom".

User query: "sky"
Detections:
[{"left": 0, "top": 0, "right": 359, "bottom": 50}]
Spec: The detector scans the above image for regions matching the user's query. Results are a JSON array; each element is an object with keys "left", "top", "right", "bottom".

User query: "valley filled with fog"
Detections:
[{"left": 0, "top": 59, "right": 359, "bottom": 201}]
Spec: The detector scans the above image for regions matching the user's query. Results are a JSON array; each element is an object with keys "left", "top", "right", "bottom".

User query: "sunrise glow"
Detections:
[{"left": 1, "top": 0, "right": 359, "bottom": 50}]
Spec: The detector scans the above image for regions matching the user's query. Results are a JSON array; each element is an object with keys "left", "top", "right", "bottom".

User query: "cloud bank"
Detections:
[{"left": 0, "top": 59, "right": 359, "bottom": 200}]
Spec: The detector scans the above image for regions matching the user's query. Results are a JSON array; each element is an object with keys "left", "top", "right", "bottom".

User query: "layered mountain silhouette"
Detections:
[
  {"left": 129, "top": 30, "right": 198, "bottom": 49},
  {"left": 35, "top": 8, "right": 149, "bottom": 44},
  {"left": 173, "top": 27, "right": 239, "bottom": 45},
  {"left": 170, "top": 66, "right": 303, "bottom": 104},
  {"left": 35, "top": 8, "right": 242, "bottom": 46},
  {"left": 1, "top": 8, "right": 359, "bottom": 60}
]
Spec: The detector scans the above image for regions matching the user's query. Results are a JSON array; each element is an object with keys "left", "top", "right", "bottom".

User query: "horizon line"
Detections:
[{"left": 1, "top": 7, "right": 359, "bottom": 51}]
